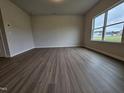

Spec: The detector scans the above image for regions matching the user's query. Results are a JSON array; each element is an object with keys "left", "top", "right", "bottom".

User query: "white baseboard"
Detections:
[
  {"left": 35, "top": 45, "right": 81, "bottom": 48},
  {"left": 84, "top": 46, "right": 124, "bottom": 61},
  {"left": 10, "top": 47, "right": 34, "bottom": 57},
  {"left": 9, "top": 45, "right": 81, "bottom": 57}
]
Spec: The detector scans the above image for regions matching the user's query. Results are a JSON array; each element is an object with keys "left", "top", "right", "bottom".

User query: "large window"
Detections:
[{"left": 91, "top": 1, "right": 124, "bottom": 43}]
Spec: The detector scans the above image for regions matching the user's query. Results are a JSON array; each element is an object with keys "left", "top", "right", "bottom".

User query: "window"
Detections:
[
  {"left": 91, "top": 1, "right": 124, "bottom": 43},
  {"left": 92, "top": 13, "right": 105, "bottom": 41}
]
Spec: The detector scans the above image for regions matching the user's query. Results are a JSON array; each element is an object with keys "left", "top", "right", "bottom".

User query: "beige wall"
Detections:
[
  {"left": 0, "top": 0, "right": 34, "bottom": 57},
  {"left": 32, "top": 15, "right": 84, "bottom": 48},
  {"left": 84, "top": 0, "right": 124, "bottom": 61}
]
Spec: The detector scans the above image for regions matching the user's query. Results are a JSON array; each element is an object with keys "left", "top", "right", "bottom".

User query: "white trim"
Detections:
[
  {"left": 35, "top": 45, "right": 81, "bottom": 48},
  {"left": 10, "top": 47, "right": 34, "bottom": 57},
  {"left": 9, "top": 45, "right": 82, "bottom": 57},
  {"left": 84, "top": 46, "right": 124, "bottom": 61},
  {"left": 90, "top": 40, "right": 122, "bottom": 44},
  {"left": 0, "top": 29, "right": 7, "bottom": 57}
]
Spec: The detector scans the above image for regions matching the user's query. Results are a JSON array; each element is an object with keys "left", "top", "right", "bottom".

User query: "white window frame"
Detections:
[{"left": 91, "top": 1, "right": 124, "bottom": 43}]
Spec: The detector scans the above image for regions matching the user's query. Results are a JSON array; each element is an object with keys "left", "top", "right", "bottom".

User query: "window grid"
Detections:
[{"left": 91, "top": 1, "right": 124, "bottom": 43}]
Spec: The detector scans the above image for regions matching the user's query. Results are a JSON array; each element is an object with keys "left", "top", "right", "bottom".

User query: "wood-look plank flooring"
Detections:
[{"left": 0, "top": 48, "right": 124, "bottom": 93}]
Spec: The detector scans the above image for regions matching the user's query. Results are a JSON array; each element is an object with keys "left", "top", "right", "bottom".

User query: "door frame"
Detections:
[{"left": 0, "top": 9, "right": 10, "bottom": 57}]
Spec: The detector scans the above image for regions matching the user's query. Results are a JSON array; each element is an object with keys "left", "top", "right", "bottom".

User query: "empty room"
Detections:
[{"left": 0, "top": 0, "right": 124, "bottom": 93}]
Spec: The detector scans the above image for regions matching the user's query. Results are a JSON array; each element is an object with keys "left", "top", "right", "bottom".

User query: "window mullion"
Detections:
[
  {"left": 102, "top": 11, "right": 108, "bottom": 41},
  {"left": 106, "top": 21, "right": 124, "bottom": 27},
  {"left": 91, "top": 19, "right": 95, "bottom": 39},
  {"left": 93, "top": 27, "right": 104, "bottom": 30},
  {"left": 122, "top": 24, "right": 124, "bottom": 43}
]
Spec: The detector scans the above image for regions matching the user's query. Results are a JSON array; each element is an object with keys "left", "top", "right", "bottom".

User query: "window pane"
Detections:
[
  {"left": 104, "top": 23, "right": 124, "bottom": 42},
  {"left": 92, "top": 28, "right": 103, "bottom": 41},
  {"left": 94, "top": 13, "right": 105, "bottom": 29},
  {"left": 107, "top": 2, "right": 124, "bottom": 25}
]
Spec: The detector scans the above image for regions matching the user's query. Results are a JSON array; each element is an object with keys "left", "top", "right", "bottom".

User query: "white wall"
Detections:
[
  {"left": 32, "top": 15, "right": 84, "bottom": 48},
  {"left": 0, "top": 0, "right": 84, "bottom": 56},
  {"left": 0, "top": 0, "right": 34, "bottom": 57}
]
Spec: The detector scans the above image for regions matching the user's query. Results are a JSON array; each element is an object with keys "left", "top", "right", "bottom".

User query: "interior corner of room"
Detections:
[{"left": 0, "top": 0, "right": 124, "bottom": 62}]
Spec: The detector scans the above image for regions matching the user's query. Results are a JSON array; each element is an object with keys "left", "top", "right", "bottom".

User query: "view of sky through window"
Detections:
[
  {"left": 107, "top": 2, "right": 124, "bottom": 25},
  {"left": 94, "top": 13, "right": 105, "bottom": 28}
]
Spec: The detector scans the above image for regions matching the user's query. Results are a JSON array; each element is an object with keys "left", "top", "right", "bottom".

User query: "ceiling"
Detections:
[{"left": 11, "top": 0, "right": 100, "bottom": 15}]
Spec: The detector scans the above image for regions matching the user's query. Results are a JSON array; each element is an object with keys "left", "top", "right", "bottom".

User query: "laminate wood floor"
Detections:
[{"left": 0, "top": 48, "right": 124, "bottom": 93}]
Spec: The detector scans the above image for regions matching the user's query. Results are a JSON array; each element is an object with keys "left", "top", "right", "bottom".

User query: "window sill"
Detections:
[{"left": 90, "top": 40, "right": 123, "bottom": 44}]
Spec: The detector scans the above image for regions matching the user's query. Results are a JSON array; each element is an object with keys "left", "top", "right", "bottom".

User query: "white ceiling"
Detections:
[{"left": 11, "top": 0, "right": 100, "bottom": 15}]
